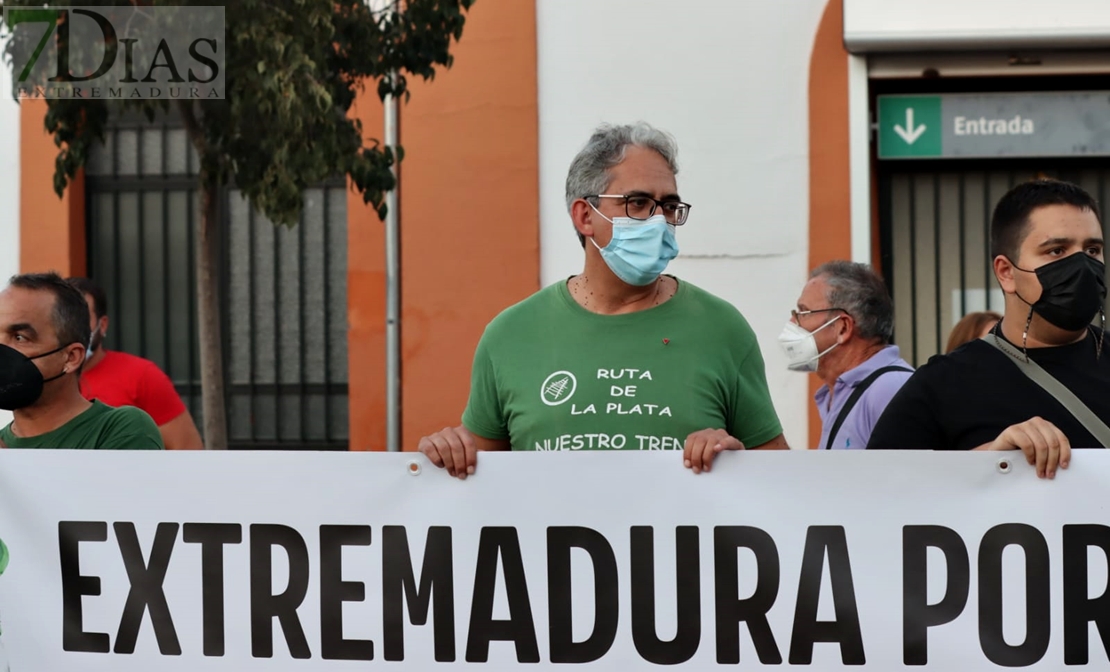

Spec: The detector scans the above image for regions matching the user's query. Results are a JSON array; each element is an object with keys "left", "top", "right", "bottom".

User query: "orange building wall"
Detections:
[
  {"left": 346, "top": 92, "right": 389, "bottom": 451},
  {"left": 807, "top": 0, "right": 853, "bottom": 448},
  {"left": 348, "top": 0, "right": 540, "bottom": 451},
  {"left": 20, "top": 98, "right": 86, "bottom": 276}
]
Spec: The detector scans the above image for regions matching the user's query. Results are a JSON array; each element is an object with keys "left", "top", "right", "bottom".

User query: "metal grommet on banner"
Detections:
[
  {"left": 407, "top": 460, "right": 422, "bottom": 476},
  {"left": 997, "top": 457, "right": 1012, "bottom": 474}
]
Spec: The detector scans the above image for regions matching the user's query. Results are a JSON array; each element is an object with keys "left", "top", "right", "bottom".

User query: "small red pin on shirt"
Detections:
[{"left": 662, "top": 338, "right": 670, "bottom": 345}]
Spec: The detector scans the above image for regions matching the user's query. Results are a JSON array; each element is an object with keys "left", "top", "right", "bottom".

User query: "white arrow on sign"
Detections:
[{"left": 894, "top": 108, "right": 926, "bottom": 144}]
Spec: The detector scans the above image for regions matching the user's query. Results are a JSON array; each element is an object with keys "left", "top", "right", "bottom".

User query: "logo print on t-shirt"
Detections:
[{"left": 540, "top": 371, "right": 577, "bottom": 406}]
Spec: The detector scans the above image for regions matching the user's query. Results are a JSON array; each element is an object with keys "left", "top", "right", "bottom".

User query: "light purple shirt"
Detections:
[{"left": 815, "top": 345, "right": 914, "bottom": 450}]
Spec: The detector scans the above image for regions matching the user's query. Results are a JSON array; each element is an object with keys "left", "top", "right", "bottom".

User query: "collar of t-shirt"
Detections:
[{"left": 992, "top": 328, "right": 1101, "bottom": 364}]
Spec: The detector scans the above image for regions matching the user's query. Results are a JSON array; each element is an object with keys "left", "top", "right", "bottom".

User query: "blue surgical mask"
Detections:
[{"left": 588, "top": 208, "right": 679, "bottom": 286}]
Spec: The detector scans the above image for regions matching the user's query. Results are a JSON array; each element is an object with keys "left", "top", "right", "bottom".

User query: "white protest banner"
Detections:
[{"left": 0, "top": 449, "right": 1108, "bottom": 670}]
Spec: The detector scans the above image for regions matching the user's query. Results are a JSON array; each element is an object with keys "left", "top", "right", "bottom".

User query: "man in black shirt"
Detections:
[{"left": 868, "top": 179, "right": 1107, "bottom": 480}]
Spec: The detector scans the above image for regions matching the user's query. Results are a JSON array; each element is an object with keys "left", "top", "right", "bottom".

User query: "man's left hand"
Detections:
[{"left": 683, "top": 428, "right": 743, "bottom": 474}]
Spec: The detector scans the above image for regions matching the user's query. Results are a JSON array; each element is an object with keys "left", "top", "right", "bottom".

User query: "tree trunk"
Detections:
[
  {"left": 177, "top": 99, "right": 228, "bottom": 450},
  {"left": 197, "top": 177, "right": 228, "bottom": 449}
]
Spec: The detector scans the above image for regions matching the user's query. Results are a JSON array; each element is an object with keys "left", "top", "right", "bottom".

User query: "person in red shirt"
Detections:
[{"left": 67, "top": 278, "right": 205, "bottom": 450}]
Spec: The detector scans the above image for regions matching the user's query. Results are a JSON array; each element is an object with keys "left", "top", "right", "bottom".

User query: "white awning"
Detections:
[{"left": 844, "top": 0, "right": 1110, "bottom": 53}]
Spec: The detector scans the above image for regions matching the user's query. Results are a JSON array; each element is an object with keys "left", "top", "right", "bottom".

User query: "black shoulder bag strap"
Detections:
[
  {"left": 981, "top": 333, "right": 1110, "bottom": 448},
  {"left": 824, "top": 365, "right": 913, "bottom": 450}
]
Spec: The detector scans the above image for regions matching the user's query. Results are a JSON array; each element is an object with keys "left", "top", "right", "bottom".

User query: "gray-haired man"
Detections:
[
  {"left": 418, "top": 122, "right": 789, "bottom": 477},
  {"left": 778, "top": 261, "right": 914, "bottom": 450}
]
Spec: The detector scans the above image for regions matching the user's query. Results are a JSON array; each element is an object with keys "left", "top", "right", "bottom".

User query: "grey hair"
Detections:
[
  {"left": 565, "top": 122, "right": 679, "bottom": 244},
  {"left": 811, "top": 260, "right": 894, "bottom": 343}
]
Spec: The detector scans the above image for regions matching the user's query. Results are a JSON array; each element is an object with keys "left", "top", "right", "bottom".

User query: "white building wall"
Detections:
[
  {"left": 0, "top": 64, "right": 21, "bottom": 430},
  {"left": 536, "top": 0, "right": 829, "bottom": 449}
]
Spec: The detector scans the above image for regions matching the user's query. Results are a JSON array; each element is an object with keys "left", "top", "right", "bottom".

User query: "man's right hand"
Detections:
[
  {"left": 418, "top": 425, "right": 478, "bottom": 480},
  {"left": 976, "top": 416, "right": 1071, "bottom": 480}
]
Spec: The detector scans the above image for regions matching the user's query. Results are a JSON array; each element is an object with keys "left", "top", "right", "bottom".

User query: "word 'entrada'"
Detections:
[{"left": 954, "top": 115, "right": 1035, "bottom": 136}]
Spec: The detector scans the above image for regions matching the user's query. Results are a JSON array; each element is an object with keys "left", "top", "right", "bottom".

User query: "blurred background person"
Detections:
[
  {"left": 67, "top": 277, "right": 204, "bottom": 450},
  {"left": 780, "top": 261, "right": 913, "bottom": 450},
  {"left": 945, "top": 311, "right": 1002, "bottom": 353}
]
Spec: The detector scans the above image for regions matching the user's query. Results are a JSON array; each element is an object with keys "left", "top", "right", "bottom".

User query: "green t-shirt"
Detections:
[
  {"left": 462, "top": 278, "right": 783, "bottom": 451},
  {"left": 0, "top": 400, "right": 164, "bottom": 449}
]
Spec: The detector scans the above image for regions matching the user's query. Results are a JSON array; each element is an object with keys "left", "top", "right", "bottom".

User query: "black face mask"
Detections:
[
  {"left": 0, "top": 343, "right": 70, "bottom": 411},
  {"left": 1013, "top": 252, "right": 1107, "bottom": 332}
]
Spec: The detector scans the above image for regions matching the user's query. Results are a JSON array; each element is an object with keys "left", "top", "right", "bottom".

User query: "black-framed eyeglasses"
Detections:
[
  {"left": 792, "top": 307, "right": 847, "bottom": 323},
  {"left": 588, "top": 194, "right": 691, "bottom": 225}
]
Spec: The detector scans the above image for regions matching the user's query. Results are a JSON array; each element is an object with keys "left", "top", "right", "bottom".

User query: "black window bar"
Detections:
[{"left": 85, "top": 109, "right": 350, "bottom": 449}]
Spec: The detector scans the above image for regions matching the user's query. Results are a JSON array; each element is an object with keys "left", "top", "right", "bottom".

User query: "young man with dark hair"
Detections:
[
  {"left": 67, "top": 277, "right": 204, "bottom": 450},
  {"left": 868, "top": 179, "right": 1108, "bottom": 479},
  {"left": 0, "top": 272, "right": 163, "bottom": 449}
]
